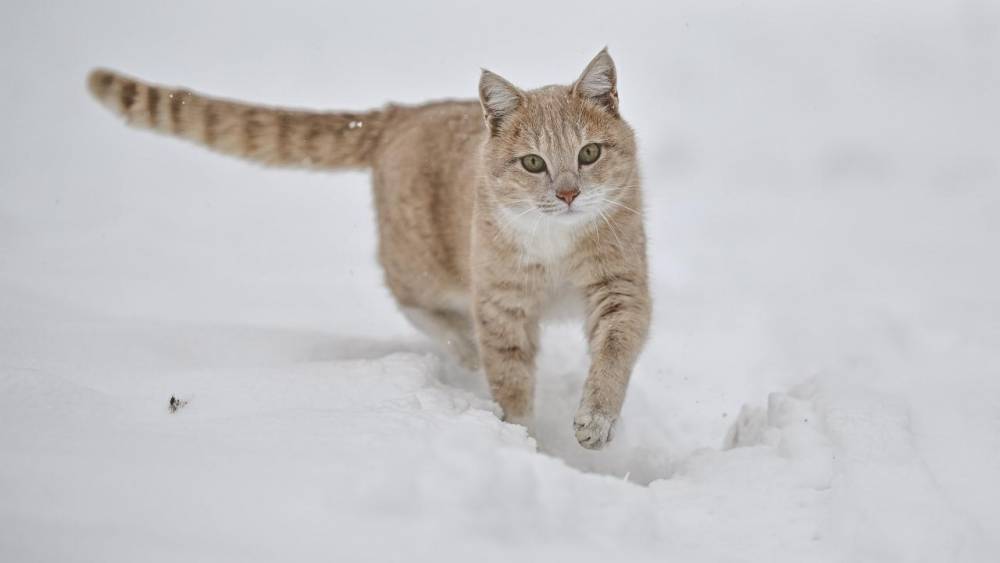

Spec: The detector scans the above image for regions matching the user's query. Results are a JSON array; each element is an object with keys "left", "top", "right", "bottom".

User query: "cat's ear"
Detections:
[
  {"left": 479, "top": 69, "right": 523, "bottom": 134},
  {"left": 572, "top": 48, "right": 619, "bottom": 116}
]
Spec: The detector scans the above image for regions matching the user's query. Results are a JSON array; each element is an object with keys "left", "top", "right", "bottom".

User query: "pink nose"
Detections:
[{"left": 556, "top": 187, "right": 580, "bottom": 206}]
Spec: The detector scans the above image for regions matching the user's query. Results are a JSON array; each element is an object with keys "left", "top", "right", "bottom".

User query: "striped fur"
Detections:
[{"left": 87, "top": 69, "right": 388, "bottom": 169}]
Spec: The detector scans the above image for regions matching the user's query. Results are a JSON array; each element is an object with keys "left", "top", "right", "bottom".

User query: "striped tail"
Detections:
[{"left": 86, "top": 68, "right": 389, "bottom": 169}]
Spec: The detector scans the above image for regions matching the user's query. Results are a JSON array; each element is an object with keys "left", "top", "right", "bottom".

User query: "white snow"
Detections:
[{"left": 1, "top": 2, "right": 998, "bottom": 562}]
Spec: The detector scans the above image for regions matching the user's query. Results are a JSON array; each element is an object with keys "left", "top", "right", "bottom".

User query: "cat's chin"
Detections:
[
  {"left": 548, "top": 206, "right": 600, "bottom": 227},
  {"left": 499, "top": 204, "right": 595, "bottom": 231}
]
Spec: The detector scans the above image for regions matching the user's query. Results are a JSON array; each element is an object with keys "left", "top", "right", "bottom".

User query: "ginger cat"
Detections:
[{"left": 87, "top": 49, "right": 650, "bottom": 449}]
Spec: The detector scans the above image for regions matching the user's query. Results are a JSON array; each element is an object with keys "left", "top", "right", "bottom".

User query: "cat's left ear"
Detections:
[
  {"left": 479, "top": 69, "right": 524, "bottom": 135},
  {"left": 572, "top": 47, "right": 619, "bottom": 116}
]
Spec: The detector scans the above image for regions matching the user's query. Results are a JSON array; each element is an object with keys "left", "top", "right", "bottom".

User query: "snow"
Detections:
[{"left": 2, "top": 1, "right": 998, "bottom": 561}]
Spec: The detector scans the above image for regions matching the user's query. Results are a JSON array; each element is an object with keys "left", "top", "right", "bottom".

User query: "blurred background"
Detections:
[{"left": 1, "top": 1, "right": 998, "bottom": 561}]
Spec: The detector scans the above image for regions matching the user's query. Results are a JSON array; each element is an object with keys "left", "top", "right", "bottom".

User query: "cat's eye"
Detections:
[
  {"left": 578, "top": 143, "right": 601, "bottom": 165},
  {"left": 521, "top": 154, "right": 547, "bottom": 173}
]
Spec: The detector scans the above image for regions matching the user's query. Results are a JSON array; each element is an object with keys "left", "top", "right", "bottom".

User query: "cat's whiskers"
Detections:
[
  {"left": 597, "top": 209, "right": 624, "bottom": 253},
  {"left": 599, "top": 198, "right": 641, "bottom": 216},
  {"left": 601, "top": 208, "right": 643, "bottom": 264}
]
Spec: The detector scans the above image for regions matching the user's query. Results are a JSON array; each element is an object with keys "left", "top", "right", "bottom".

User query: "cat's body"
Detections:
[{"left": 87, "top": 50, "right": 650, "bottom": 449}]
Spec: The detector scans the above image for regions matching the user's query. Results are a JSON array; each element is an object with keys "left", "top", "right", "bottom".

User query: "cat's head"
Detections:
[{"left": 479, "top": 48, "right": 639, "bottom": 229}]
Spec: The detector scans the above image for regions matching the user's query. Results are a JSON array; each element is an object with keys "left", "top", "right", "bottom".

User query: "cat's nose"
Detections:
[{"left": 556, "top": 187, "right": 580, "bottom": 206}]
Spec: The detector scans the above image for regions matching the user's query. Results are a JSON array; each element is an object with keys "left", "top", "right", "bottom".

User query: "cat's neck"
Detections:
[{"left": 493, "top": 205, "right": 592, "bottom": 265}]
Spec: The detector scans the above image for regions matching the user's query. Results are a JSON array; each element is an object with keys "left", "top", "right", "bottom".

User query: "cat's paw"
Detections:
[{"left": 573, "top": 409, "right": 617, "bottom": 450}]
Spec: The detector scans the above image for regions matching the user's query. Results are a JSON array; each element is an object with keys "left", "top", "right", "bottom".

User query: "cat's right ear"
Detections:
[
  {"left": 572, "top": 48, "right": 619, "bottom": 116},
  {"left": 479, "top": 69, "right": 523, "bottom": 135}
]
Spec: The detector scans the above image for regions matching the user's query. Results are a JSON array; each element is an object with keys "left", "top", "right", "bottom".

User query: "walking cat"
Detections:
[{"left": 86, "top": 49, "right": 650, "bottom": 449}]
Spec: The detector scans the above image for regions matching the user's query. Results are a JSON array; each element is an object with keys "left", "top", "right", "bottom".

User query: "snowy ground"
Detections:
[{"left": 2, "top": 1, "right": 999, "bottom": 561}]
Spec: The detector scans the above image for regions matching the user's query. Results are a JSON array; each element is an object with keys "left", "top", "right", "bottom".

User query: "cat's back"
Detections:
[
  {"left": 374, "top": 99, "right": 485, "bottom": 171},
  {"left": 371, "top": 98, "right": 485, "bottom": 218}
]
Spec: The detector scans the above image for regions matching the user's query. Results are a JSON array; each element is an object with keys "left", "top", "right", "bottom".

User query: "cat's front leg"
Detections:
[
  {"left": 473, "top": 283, "right": 541, "bottom": 426},
  {"left": 575, "top": 273, "right": 651, "bottom": 449}
]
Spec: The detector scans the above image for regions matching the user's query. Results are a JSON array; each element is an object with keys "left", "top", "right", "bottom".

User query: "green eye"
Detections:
[
  {"left": 521, "top": 154, "right": 546, "bottom": 173},
  {"left": 578, "top": 143, "right": 601, "bottom": 165}
]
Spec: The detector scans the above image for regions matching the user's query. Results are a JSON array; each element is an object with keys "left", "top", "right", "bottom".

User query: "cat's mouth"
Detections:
[
  {"left": 536, "top": 204, "right": 578, "bottom": 216},
  {"left": 539, "top": 189, "right": 617, "bottom": 222},
  {"left": 544, "top": 204, "right": 598, "bottom": 225},
  {"left": 501, "top": 202, "right": 598, "bottom": 229}
]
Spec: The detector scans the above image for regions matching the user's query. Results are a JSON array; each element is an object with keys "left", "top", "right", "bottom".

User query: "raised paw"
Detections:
[{"left": 573, "top": 409, "right": 617, "bottom": 450}]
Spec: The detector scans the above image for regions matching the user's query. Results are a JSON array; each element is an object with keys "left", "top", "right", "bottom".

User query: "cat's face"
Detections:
[{"left": 480, "top": 50, "right": 638, "bottom": 229}]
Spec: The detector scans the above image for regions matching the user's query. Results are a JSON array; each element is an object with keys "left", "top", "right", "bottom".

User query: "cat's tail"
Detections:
[{"left": 86, "top": 68, "right": 390, "bottom": 170}]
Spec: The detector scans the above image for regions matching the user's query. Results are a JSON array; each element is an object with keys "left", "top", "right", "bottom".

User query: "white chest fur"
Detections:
[
  {"left": 499, "top": 207, "right": 582, "bottom": 263},
  {"left": 496, "top": 208, "right": 590, "bottom": 322}
]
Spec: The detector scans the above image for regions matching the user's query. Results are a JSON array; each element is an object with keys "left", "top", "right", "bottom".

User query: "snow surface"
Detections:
[{"left": 2, "top": 1, "right": 998, "bottom": 561}]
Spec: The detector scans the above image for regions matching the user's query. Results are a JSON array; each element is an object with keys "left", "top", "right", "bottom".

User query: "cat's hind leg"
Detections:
[{"left": 401, "top": 307, "right": 479, "bottom": 370}]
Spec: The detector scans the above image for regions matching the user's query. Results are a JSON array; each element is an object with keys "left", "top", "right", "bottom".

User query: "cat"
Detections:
[{"left": 86, "top": 49, "right": 650, "bottom": 449}]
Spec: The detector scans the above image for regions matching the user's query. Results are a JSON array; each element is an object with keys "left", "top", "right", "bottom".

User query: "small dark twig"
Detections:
[{"left": 168, "top": 395, "right": 189, "bottom": 413}]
